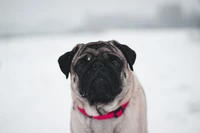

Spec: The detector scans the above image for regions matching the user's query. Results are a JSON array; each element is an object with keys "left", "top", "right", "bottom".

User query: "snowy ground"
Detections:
[{"left": 0, "top": 29, "right": 200, "bottom": 133}]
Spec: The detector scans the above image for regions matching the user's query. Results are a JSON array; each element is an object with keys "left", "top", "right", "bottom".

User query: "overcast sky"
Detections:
[{"left": 0, "top": 0, "right": 199, "bottom": 34}]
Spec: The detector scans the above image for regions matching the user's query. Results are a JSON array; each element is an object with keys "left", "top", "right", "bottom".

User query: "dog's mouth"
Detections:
[
  {"left": 91, "top": 78, "right": 110, "bottom": 95},
  {"left": 89, "top": 77, "right": 113, "bottom": 101},
  {"left": 80, "top": 76, "right": 119, "bottom": 105}
]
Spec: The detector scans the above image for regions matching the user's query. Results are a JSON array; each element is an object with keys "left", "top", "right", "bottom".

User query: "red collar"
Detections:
[{"left": 77, "top": 101, "right": 129, "bottom": 120}]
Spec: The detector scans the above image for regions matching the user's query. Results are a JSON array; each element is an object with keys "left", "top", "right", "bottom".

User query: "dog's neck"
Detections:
[
  {"left": 72, "top": 72, "right": 136, "bottom": 117},
  {"left": 76, "top": 101, "right": 129, "bottom": 120}
]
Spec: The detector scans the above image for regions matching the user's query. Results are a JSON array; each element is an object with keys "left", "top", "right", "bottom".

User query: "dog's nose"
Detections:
[{"left": 92, "top": 61, "right": 104, "bottom": 71}]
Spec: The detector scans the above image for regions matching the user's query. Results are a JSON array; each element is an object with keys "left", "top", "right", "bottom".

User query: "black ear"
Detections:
[
  {"left": 112, "top": 41, "right": 136, "bottom": 71},
  {"left": 58, "top": 47, "right": 78, "bottom": 79}
]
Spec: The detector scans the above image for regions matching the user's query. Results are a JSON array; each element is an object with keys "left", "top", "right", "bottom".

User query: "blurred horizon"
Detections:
[{"left": 0, "top": 0, "right": 200, "bottom": 37}]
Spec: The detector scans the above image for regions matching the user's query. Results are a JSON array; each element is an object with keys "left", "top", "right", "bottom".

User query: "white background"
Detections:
[{"left": 0, "top": 29, "right": 200, "bottom": 133}]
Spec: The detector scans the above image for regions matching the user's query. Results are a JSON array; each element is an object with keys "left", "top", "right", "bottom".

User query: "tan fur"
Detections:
[{"left": 69, "top": 41, "right": 147, "bottom": 133}]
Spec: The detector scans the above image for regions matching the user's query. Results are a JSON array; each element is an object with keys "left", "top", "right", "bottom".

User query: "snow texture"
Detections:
[{"left": 0, "top": 29, "right": 200, "bottom": 133}]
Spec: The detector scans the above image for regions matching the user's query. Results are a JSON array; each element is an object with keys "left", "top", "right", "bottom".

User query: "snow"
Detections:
[{"left": 0, "top": 29, "right": 200, "bottom": 133}]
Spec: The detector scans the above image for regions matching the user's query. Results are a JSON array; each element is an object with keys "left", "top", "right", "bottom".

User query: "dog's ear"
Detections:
[
  {"left": 58, "top": 46, "right": 78, "bottom": 79},
  {"left": 111, "top": 40, "right": 136, "bottom": 71}
]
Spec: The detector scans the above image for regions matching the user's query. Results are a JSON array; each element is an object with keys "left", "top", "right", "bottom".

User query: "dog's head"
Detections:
[{"left": 58, "top": 40, "right": 136, "bottom": 106}]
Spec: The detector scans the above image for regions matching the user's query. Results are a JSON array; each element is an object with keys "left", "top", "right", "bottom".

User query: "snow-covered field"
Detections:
[{"left": 0, "top": 29, "right": 200, "bottom": 133}]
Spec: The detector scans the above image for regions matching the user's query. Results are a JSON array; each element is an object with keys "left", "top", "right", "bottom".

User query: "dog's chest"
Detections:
[{"left": 88, "top": 119, "right": 121, "bottom": 133}]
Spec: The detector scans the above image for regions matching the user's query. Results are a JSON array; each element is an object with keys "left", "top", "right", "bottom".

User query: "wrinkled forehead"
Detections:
[
  {"left": 71, "top": 41, "right": 127, "bottom": 66},
  {"left": 80, "top": 41, "right": 118, "bottom": 56}
]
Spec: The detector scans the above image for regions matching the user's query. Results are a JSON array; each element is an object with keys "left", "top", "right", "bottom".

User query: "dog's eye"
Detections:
[
  {"left": 87, "top": 55, "right": 92, "bottom": 61},
  {"left": 84, "top": 54, "right": 92, "bottom": 62},
  {"left": 80, "top": 54, "right": 92, "bottom": 63},
  {"left": 108, "top": 54, "right": 122, "bottom": 69},
  {"left": 112, "top": 60, "right": 119, "bottom": 67},
  {"left": 75, "top": 54, "right": 92, "bottom": 72},
  {"left": 74, "top": 60, "right": 84, "bottom": 72}
]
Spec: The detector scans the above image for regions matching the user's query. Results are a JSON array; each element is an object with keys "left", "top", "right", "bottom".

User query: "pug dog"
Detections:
[{"left": 58, "top": 40, "right": 147, "bottom": 133}]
